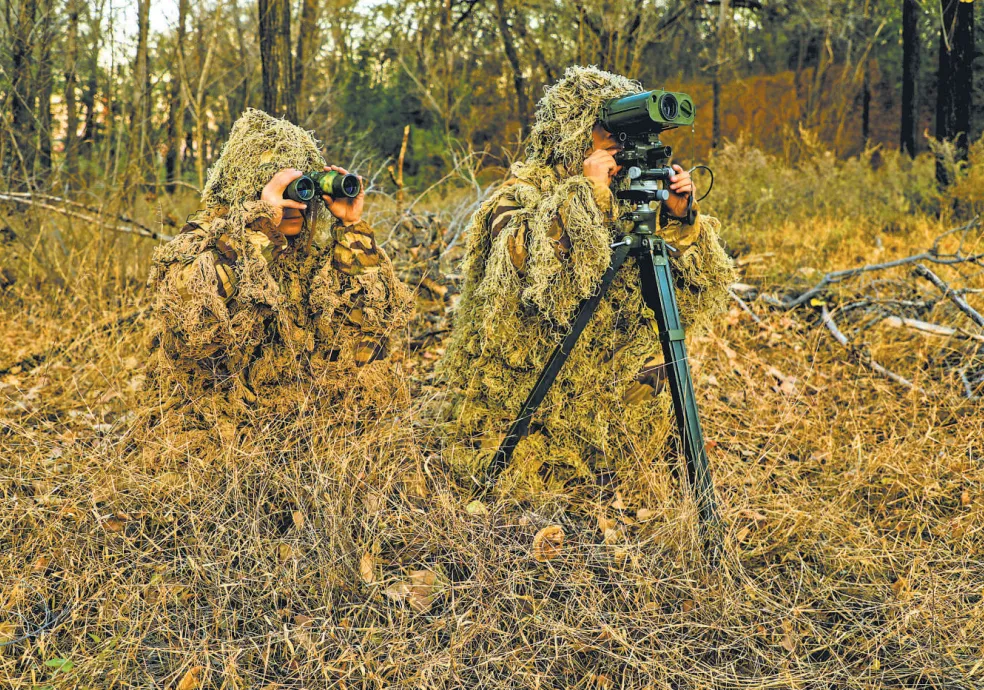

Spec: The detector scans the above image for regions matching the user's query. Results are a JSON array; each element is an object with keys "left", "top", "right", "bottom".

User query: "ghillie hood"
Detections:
[
  {"left": 200, "top": 109, "right": 330, "bottom": 250},
  {"left": 202, "top": 108, "right": 326, "bottom": 209},
  {"left": 525, "top": 65, "right": 643, "bottom": 175}
]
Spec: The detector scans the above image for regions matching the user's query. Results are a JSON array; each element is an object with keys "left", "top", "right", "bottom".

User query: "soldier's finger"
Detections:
[
  {"left": 270, "top": 168, "right": 304, "bottom": 191},
  {"left": 281, "top": 200, "right": 308, "bottom": 210}
]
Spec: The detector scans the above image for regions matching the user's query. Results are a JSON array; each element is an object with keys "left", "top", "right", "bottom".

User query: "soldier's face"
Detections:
[{"left": 280, "top": 208, "right": 305, "bottom": 236}]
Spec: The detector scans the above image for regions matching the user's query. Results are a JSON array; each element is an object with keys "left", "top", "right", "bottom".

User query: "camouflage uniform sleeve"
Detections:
[
  {"left": 310, "top": 219, "right": 413, "bottom": 367},
  {"left": 488, "top": 176, "right": 614, "bottom": 327},
  {"left": 148, "top": 201, "right": 287, "bottom": 362},
  {"left": 660, "top": 204, "right": 737, "bottom": 332}
]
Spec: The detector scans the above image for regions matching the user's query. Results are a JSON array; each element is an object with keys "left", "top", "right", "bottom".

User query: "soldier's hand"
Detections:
[
  {"left": 260, "top": 168, "right": 308, "bottom": 226},
  {"left": 322, "top": 165, "right": 365, "bottom": 227},
  {"left": 583, "top": 149, "right": 619, "bottom": 188},
  {"left": 663, "top": 164, "right": 694, "bottom": 218}
]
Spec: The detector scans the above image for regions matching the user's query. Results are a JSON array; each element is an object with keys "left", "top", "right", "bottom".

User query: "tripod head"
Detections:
[
  {"left": 610, "top": 134, "right": 675, "bottom": 239},
  {"left": 613, "top": 134, "right": 673, "bottom": 206}
]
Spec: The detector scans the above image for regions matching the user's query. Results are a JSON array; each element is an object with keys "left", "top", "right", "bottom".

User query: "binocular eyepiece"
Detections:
[{"left": 284, "top": 170, "right": 361, "bottom": 203}]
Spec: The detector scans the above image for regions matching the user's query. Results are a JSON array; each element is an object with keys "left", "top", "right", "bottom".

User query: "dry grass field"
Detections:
[{"left": 1, "top": 141, "right": 982, "bottom": 688}]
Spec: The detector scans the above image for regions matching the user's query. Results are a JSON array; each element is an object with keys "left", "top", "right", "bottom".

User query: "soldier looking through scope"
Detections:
[{"left": 435, "top": 66, "right": 736, "bottom": 497}]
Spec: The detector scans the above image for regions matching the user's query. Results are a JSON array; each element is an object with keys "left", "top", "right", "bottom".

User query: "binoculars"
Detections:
[{"left": 284, "top": 170, "right": 361, "bottom": 203}]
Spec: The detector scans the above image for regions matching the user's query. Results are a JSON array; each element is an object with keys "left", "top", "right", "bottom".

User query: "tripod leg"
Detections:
[
  {"left": 486, "top": 243, "right": 633, "bottom": 487},
  {"left": 635, "top": 240, "right": 722, "bottom": 536}
]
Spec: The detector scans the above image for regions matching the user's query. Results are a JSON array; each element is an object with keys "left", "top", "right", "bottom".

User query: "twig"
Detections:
[
  {"left": 0, "top": 194, "right": 172, "bottom": 242},
  {"left": 1, "top": 191, "right": 159, "bottom": 234},
  {"left": 913, "top": 263, "right": 984, "bottom": 328},
  {"left": 958, "top": 367, "right": 982, "bottom": 400},
  {"left": 410, "top": 329, "right": 451, "bottom": 351},
  {"left": 879, "top": 315, "right": 984, "bottom": 343},
  {"left": 728, "top": 288, "right": 762, "bottom": 324},
  {"left": 768, "top": 217, "right": 982, "bottom": 309},
  {"left": 820, "top": 305, "right": 926, "bottom": 394}
]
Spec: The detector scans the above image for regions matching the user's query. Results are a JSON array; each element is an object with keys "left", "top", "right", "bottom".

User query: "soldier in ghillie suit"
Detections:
[
  {"left": 145, "top": 109, "right": 413, "bottom": 434},
  {"left": 437, "top": 66, "right": 736, "bottom": 493}
]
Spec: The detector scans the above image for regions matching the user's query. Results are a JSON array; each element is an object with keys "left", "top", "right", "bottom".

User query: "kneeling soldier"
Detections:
[
  {"left": 147, "top": 109, "right": 412, "bottom": 422},
  {"left": 437, "top": 66, "right": 736, "bottom": 492}
]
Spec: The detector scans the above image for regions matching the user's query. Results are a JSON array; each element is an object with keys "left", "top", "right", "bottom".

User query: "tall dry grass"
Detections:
[{"left": 1, "top": 140, "right": 982, "bottom": 688}]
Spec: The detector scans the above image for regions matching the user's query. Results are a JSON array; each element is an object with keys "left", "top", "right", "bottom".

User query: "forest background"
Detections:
[
  {"left": 0, "top": 0, "right": 979, "bottom": 198},
  {"left": 1, "top": 1, "right": 984, "bottom": 688}
]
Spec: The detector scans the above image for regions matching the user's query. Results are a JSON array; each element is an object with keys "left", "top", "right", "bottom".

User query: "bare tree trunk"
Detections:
[
  {"left": 900, "top": 0, "right": 919, "bottom": 157},
  {"left": 64, "top": 0, "right": 82, "bottom": 179},
  {"left": 258, "top": 0, "right": 296, "bottom": 119},
  {"left": 294, "top": 0, "right": 320, "bottom": 120},
  {"left": 860, "top": 0, "right": 871, "bottom": 147},
  {"left": 80, "top": 2, "right": 105, "bottom": 159},
  {"left": 132, "top": 0, "right": 152, "bottom": 175},
  {"left": 37, "top": 6, "right": 54, "bottom": 177},
  {"left": 494, "top": 0, "right": 529, "bottom": 139},
  {"left": 936, "top": 0, "right": 974, "bottom": 187},
  {"left": 712, "top": 0, "right": 730, "bottom": 150},
  {"left": 165, "top": 0, "right": 189, "bottom": 192},
  {"left": 10, "top": 0, "right": 38, "bottom": 186}
]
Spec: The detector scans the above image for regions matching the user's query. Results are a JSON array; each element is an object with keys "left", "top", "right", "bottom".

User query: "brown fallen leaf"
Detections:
[
  {"left": 533, "top": 525, "right": 565, "bottom": 562},
  {"left": 176, "top": 665, "right": 203, "bottom": 690},
  {"left": 407, "top": 569, "right": 446, "bottom": 613},
  {"left": 961, "top": 490, "right": 971, "bottom": 506},
  {"left": 103, "top": 517, "right": 125, "bottom": 533},
  {"left": 291, "top": 511, "right": 305, "bottom": 529},
  {"left": 359, "top": 552, "right": 376, "bottom": 584},
  {"left": 635, "top": 508, "right": 655, "bottom": 522},
  {"left": 739, "top": 509, "right": 768, "bottom": 524},
  {"left": 597, "top": 515, "right": 617, "bottom": 533},
  {"left": 681, "top": 599, "right": 695, "bottom": 613},
  {"left": 465, "top": 500, "right": 488, "bottom": 516}
]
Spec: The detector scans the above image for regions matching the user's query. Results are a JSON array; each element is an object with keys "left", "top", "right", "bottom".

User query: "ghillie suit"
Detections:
[
  {"left": 437, "top": 66, "right": 736, "bottom": 493},
  {"left": 144, "top": 109, "right": 413, "bottom": 444}
]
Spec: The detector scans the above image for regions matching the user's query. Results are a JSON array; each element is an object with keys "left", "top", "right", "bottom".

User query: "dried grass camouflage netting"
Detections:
[
  {"left": 144, "top": 109, "right": 413, "bottom": 439},
  {"left": 436, "top": 66, "right": 735, "bottom": 491}
]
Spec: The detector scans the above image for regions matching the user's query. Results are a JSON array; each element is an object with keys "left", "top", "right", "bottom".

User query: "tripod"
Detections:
[{"left": 486, "top": 177, "right": 722, "bottom": 547}]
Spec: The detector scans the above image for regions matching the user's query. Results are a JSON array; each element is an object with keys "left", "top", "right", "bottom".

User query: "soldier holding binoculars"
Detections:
[{"left": 146, "top": 109, "right": 412, "bottom": 427}]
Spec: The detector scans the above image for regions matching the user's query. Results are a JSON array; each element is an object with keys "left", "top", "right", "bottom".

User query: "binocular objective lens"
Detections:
[
  {"left": 659, "top": 94, "right": 679, "bottom": 121},
  {"left": 340, "top": 175, "right": 361, "bottom": 197}
]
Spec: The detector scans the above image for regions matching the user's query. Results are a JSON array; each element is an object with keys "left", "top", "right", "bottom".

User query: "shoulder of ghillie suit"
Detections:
[{"left": 524, "top": 65, "right": 644, "bottom": 175}]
